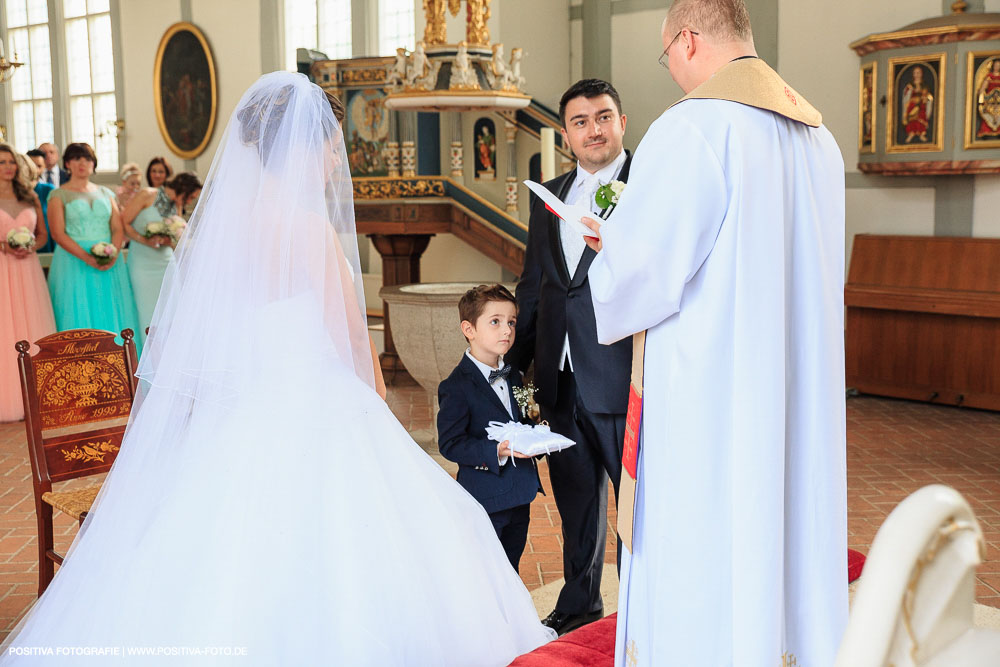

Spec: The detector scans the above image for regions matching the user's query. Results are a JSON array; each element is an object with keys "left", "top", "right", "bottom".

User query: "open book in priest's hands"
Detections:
[
  {"left": 523, "top": 180, "right": 601, "bottom": 239},
  {"left": 485, "top": 421, "right": 576, "bottom": 461}
]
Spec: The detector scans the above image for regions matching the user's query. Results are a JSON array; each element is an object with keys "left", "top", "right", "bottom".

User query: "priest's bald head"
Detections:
[{"left": 662, "top": 0, "right": 758, "bottom": 94}]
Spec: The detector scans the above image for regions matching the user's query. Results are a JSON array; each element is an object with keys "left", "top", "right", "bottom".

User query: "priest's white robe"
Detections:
[{"left": 589, "top": 96, "right": 848, "bottom": 666}]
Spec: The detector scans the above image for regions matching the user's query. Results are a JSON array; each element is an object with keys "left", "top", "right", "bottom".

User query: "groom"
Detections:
[{"left": 507, "top": 79, "right": 633, "bottom": 635}]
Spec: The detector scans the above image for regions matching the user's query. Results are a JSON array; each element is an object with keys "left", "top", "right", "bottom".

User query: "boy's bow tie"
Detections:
[{"left": 488, "top": 365, "right": 511, "bottom": 384}]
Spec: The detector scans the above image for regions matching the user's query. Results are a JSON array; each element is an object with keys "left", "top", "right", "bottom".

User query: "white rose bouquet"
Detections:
[
  {"left": 165, "top": 215, "right": 187, "bottom": 241},
  {"left": 90, "top": 242, "right": 118, "bottom": 266},
  {"left": 142, "top": 220, "right": 173, "bottom": 247},
  {"left": 6, "top": 226, "right": 36, "bottom": 251}
]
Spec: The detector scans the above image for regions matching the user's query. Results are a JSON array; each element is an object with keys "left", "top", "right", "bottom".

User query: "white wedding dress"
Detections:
[{"left": 1, "top": 73, "right": 553, "bottom": 665}]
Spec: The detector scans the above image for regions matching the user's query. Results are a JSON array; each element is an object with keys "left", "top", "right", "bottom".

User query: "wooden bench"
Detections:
[{"left": 845, "top": 235, "right": 1000, "bottom": 411}]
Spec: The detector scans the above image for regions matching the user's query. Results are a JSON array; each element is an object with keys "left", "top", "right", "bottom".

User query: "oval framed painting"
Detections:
[{"left": 153, "top": 22, "right": 217, "bottom": 159}]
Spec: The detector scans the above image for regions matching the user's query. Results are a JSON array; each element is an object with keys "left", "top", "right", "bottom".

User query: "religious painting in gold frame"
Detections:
[
  {"left": 859, "top": 62, "right": 876, "bottom": 154},
  {"left": 886, "top": 54, "right": 945, "bottom": 154},
  {"left": 153, "top": 22, "right": 218, "bottom": 160},
  {"left": 964, "top": 51, "right": 1000, "bottom": 149}
]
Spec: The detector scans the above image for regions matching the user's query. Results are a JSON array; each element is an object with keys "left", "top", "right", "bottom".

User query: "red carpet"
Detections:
[
  {"left": 509, "top": 613, "right": 618, "bottom": 667},
  {"left": 511, "top": 550, "right": 867, "bottom": 666}
]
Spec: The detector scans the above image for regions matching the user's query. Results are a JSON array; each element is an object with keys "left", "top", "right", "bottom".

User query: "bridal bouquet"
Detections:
[
  {"left": 6, "top": 226, "right": 36, "bottom": 250},
  {"left": 485, "top": 421, "right": 576, "bottom": 461},
  {"left": 142, "top": 220, "right": 171, "bottom": 245},
  {"left": 165, "top": 215, "right": 187, "bottom": 241},
  {"left": 144, "top": 216, "right": 187, "bottom": 244},
  {"left": 90, "top": 242, "right": 118, "bottom": 266}
]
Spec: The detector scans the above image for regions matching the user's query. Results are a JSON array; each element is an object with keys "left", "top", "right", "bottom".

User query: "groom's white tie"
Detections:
[{"left": 562, "top": 173, "right": 599, "bottom": 276}]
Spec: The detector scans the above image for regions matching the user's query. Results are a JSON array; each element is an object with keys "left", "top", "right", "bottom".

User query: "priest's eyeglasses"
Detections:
[{"left": 658, "top": 29, "right": 699, "bottom": 68}]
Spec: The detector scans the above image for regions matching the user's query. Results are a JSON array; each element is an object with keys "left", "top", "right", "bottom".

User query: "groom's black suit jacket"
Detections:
[{"left": 507, "top": 153, "right": 633, "bottom": 415}]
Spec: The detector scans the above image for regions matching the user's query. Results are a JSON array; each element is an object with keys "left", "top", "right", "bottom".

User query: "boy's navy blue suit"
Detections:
[{"left": 437, "top": 354, "right": 542, "bottom": 572}]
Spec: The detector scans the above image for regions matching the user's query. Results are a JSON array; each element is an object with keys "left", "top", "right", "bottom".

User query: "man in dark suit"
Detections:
[
  {"left": 38, "top": 143, "right": 69, "bottom": 185},
  {"left": 507, "top": 79, "right": 633, "bottom": 635}
]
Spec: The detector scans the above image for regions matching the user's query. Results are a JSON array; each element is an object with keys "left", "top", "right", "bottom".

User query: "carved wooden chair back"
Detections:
[{"left": 17, "top": 328, "right": 139, "bottom": 594}]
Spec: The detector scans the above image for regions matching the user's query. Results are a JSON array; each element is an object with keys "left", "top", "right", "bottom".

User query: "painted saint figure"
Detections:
[
  {"left": 976, "top": 58, "right": 1000, "bottom": 140},
  {"left": 902, "top": 65, "right": 934, "bottom": 143},
  {"left": 477, "top": 123, "right": 495, "bottom": 175}
]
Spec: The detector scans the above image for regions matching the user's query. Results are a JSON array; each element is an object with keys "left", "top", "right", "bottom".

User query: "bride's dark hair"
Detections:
[{"left": 237, "top": 84, "right": 345, "bottom": 161}]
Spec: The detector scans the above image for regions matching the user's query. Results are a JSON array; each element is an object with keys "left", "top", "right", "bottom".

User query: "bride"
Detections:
[{"left": 1, "top": 72, "right": 554, "bottom": 664}]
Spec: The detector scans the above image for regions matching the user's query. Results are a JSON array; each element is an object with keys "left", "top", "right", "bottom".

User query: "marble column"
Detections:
[
  {"left": 504, "top": 120, "right": 518, "bottom": 214},
  {"left": 369, "top": 233, "right": 432, "bottom": 384}
]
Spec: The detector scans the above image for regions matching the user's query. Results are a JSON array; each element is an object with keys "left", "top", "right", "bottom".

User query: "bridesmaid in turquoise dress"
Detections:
[
  {"left": 122, "top": 172, "right": 202, "bottom": 334},
  {"left": 47, "top": 143, "right": 142, "bottom": 353}
]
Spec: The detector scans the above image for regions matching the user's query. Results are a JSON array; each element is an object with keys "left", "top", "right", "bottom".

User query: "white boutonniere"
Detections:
[
  {"left": 512, "top": 382, "right": 541, "bottom": 423},
  {"left": 595, "top": 180, "right": 626, "bottom": 219}
]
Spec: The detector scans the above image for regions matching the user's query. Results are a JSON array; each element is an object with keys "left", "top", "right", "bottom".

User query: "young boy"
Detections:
[{"left": 437, "top": 284, "right": 542, "bottom": 573}]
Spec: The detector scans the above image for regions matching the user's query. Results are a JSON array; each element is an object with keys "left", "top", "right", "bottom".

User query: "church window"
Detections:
[{"left": 284, "top": 0, "right": 352, "bottom": 71}]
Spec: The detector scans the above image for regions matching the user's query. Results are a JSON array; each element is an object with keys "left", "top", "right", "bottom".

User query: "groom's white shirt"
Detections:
[{"left": 559, "top": 149, "right": 626, "bottom": 373}]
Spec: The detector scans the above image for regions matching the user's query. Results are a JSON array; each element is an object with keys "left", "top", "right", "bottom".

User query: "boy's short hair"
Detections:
[{"left": 459, "top": 284, "right": 517, "bottom": 327}]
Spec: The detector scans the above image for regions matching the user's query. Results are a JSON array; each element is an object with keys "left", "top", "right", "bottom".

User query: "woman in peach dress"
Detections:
[{"left": 0, "top": 144, "right": 56, "bottom": 422}]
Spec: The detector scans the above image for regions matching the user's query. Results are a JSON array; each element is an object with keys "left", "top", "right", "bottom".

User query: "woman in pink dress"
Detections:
[{"left": 0, "top": 144, "right": 56, "bottom": 422}]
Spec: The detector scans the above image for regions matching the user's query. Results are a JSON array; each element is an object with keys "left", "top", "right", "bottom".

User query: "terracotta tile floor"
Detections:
[{"left": 2, "top": 391, "right": 1000, "bottom": 640}]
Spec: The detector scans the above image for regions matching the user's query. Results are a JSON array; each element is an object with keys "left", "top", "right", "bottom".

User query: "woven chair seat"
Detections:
[{"left": 41, "top": 485, "right": 101, "bottom": 521}]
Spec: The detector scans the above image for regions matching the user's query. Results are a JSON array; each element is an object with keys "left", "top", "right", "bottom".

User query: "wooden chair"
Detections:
[{"left": 17, "top": 328, "right": 139, "bottom": 595}]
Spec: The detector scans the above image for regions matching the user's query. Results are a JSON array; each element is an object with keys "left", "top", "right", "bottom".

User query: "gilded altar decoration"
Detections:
[
  {"left": 423, "top": 0, "right": 449, "bottom": 45},
  {"left": 449, "top": 42, "right": 480, "bottom": 90},
  {"left": 887, "top": 54, "right": 946, "bottom": 153},
  {"left": 465, "top": 0, "right": 491, "bottom": 46},
  {"left": 859, "top": 63, "right": 876, "bottom": 154},
  {"left": 404, "top": 42, "right": 443, "bottom": 92},
  {"left": 381, "top": 0, "right": 528, "bottom": 112},
  {"left": 965, "top": 51, "right": 1000, "bottom": 149},
  {"left": 62, "top": 439, "right": 121, "bottom": 464},
  {"left": 341, "top": 68, "right": 389, "bottom": 85},
  {"left": 353, "top": 178, "right": 447, "bottom": 200}
]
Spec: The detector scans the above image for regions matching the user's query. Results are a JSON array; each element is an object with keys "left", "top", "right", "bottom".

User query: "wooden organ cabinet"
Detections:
[{"left": 845, "top": 235, "right": 1000, "bottom": 411}]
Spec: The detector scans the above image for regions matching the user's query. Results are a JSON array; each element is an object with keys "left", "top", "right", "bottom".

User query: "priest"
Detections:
[{"left": 581, "top": 1, "right": 848, "bottom": 665}]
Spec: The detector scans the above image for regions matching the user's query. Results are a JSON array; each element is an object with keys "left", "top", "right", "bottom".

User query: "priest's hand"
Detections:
[{"left": 581, "top": 216, "right": 602, "bottom": 252}]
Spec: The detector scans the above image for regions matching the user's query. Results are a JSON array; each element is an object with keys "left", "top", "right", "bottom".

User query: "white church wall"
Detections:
[
  {"left": 845, "top": 187, "right": 935, "bottom": 272},
  {"left": 611, "top": 9, "right": 680, "bottom": 143},
  {"left": 778, "top": 0, "right": 948, "bottom": 265},
  {"left": 189, "top": 0, "right": 263, "bottom": 176},
  {"left": 492, "top": 0, "right": 571, "bottom": 112},
  {"left": 119, "top": 0, "right": 263, "bottom": 177},
  {"left": 420, "top": 234, "right": 505, "bottom": 284},
  {"left": 777, "top": 0, "right": 941, "bottom": 170},
  {"left": 973, "top": 175, "right": 1000, "bottom": 238},
  {"left": 118, "top": 0, "right": 182, "bottom": 174}
]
